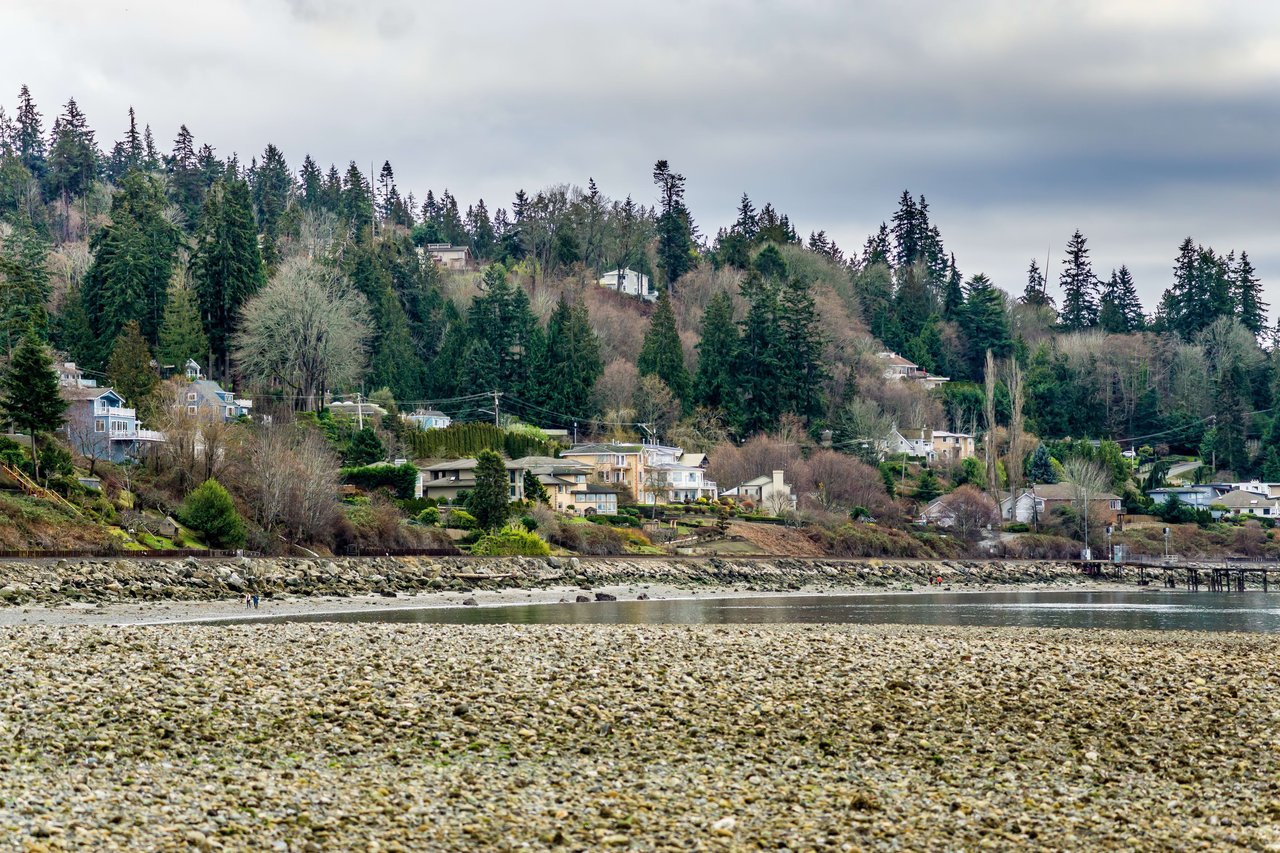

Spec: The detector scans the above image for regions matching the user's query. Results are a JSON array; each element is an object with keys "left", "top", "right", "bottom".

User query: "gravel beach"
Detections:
[{"left": 2, "top": 623, "right": 1278, "bottom": 851}]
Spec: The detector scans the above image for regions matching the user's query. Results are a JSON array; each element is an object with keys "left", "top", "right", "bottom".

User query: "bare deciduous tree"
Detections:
[
  {"left": 1005, "top": 357, "right": 1025, "bottom": 518},
  {"left": 241, "top": 424, "right": 342, "bottom": 547},
  {"left": 946, "top": 485, "right": 1000, "bottom": 541},
  {"left": 233, "top": 258, "right": 372, "bottom": 410}
]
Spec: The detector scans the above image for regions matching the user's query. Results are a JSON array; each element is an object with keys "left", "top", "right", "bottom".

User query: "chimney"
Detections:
[{"left": 772, "top": 470, "right": 785, "bottom": 494}]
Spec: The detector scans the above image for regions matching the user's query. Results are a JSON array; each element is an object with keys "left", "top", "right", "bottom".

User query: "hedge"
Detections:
[{"left": 341, "top": 463, "right": 418, "bottom": 499}]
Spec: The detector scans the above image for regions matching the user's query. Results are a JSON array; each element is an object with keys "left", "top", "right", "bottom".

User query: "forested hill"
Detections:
[{"left": 1, "top": 86, "right": 1277, "bottom": 479}]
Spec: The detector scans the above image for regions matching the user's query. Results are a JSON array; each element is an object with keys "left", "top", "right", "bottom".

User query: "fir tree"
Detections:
[
  {"left": 1098, "top": 266, "right": 1143, "bottom": 333},
  {"left": 0, "top": 221, "right": 50, "bottom": 353},
  {"left": 960, "top": 274, "right": 1011, "bottom": 375},
  {"left": 694, "top": 291, "right": 738, "bottom": 411},
  {"left": 941, "top": 253, "right": 965, "bottom": 319},
  {"left": 299, "top": 154, "right": 323, "bottom": 210},
  {"left": 914, "top": 468, "right": 943, "bottom": 502},
  {"left": 1058, "top": 230, "right": 1098, "bottom": 330},
  {"left": 1211, "top": 358, "right": 1249, "bottom": 475},
  {"left": 523, "top": 469, "right": 550, "bottom": 504},
  {"left": 106, "top": 320, "right": 159, "bottom": 422},
  {"left": 1027, "top": 444, "right": 1058, "bottom": 484},
  {"left": 776, "top": 275, "right": 827, "bottom": 420},
  {"left": 534, "top": 295, "right": 602, "bottom": 427},
  {"left": 165, "top": 124, "right": 203, "bottom": 227},
  {"left": 14, "top": 85, "right": 46, "bottom": 183},
  {"left": 45, "top": 98, "right": 99, "bottom": 199},
  {"left": 0, "top": 328, "right": 66, "bottom": 483},
  {"left": 734, "top": 273, "right": 784, "bottom": 435},
  {"left": 341, "top": 161, "right": 374, "bottom": 236},
  {"left": 252, "top": 143, "right": 292, "bottom": 268},
  {"left": 467, "top": 449, "right": 510, "bottom": 530},
  {"left": 1234, "top": 251, "right": 1267, "bottom": 337},
  {"left": 107, "top": 107, "right": 145, "bottom": 181},
  {"left": 1022, "top": 258, "right": 1053, "bottom": 308},
  {"left": 467, "top": 199, "right": 496, "bottom": 260},
  {"left": 83, "top": 171, "right": 182, "bottom": 361},
  {"left": 637, "top": 290, "right": 691, "bottom": 406},
  {"left": 652, "top": 160, "right": 693, "bottom": 290},
  {"left": 861, "top": 223, "right": 891, "bottom": 268},
  {"left": 50, "top": 282, "right": 94, "bottom": 365},
  {"left": 190, "top": 176, "right": 266, "bottom": 378},
  {"left": 156, "top": 278, "right": 210, "bottom": 370}
]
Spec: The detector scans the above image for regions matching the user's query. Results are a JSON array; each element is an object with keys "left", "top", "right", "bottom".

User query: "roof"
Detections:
[
  {"left": 878, "top": 351, "right": 917, "bottom": 368},
  {"left": 680, "top": 452, "right": 707, "bottom": 468},
  {"left": 582, "top": 483, "right": 620, "bottom": 495},
  {"left": 60, "top": 386, "right": 118, "bottom": 402},
  {"left": 932, "top": 431, "right": 972, "bottom": 439},
  {"left": 1216, "top": 490, "right": 1280, "bottom": 509},
  {"left": 408, "top": 409, "right": 448, "bottom": 418},
  {"left": 1032, "top": 482, "right": 1122, "bottom": 502},
  {"left": 563, "top": 443, "right": 643, "bottom": 455},
  {"left": 897, "top": 428, "right": 933, "bottom": 442}
]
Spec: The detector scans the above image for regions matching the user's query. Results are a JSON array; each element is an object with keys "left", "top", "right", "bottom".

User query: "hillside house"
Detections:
[
  {"left": 404, "top": 409, "right": 452, "bottom": 431},
  {"left": 329, "top": 400, "right": 389, "bottom": 421},
  {"left": 421, "top": 244, "right": 473, "bottom": 271},
  {"left": 1215, "top": 489, "right": 1280, "bottom": 519},
  {"left": 417, "top": 458, "right": 526, "bottom": 503},
  {"left": 999, "top": 483, "right": 1123, "bottom": 525},
  {"left": 598, "top": 268, "right": 657, "bottom": 302},
  {"left": 60, "top": 386, "right": 165, "bottom": 464},
  {"left": 889, "top": 428, "right": 976, "bottom": 462},
  {"left": 1146, "top": 485, "right": 1222, "bottom": 510},
  {"left": 180, "top": 379, "right": 252, "bottom": 422},
  {"left": 877, "top": 352, "right": 949, "bottom": 389},
  {"left": 722, "top": 470, "right": 796, "bottom": 514}
]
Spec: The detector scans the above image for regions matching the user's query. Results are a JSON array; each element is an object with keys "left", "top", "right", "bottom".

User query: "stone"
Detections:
[
  {"left": 594, "top": 592, "right": 617, "bottom": 602},
  {"left": 462, "top": 597, "right": 478, "bottom": 606},
  {"left": 575, "top": 595, "right": 591, "bottom": 603}
]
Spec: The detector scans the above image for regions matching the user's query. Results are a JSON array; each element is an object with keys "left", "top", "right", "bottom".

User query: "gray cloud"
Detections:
[{"left": 4, "top": 0, "right": 1278, "bottom": 315}]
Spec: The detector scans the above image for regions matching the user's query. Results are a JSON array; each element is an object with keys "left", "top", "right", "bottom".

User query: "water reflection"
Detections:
[{"left": 210, "top": 590, "right": 1280, "bottom": 633}]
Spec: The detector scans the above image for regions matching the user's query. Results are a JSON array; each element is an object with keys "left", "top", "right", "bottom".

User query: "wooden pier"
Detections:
[{"left": 1107, "top": 557, "right": 1280, "bottom": 592}]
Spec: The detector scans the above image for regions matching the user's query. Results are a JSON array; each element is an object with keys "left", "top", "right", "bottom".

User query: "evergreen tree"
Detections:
[
  {"left": 178, "top": 479, "right": 246, "bottom": 548},
  {"left": 694, "top": 291, "right": 738, "bottom": 410},
  {"left": 1234, "top": 251, "right": 1267, "bottom": 337},
  {"left": 890, "top": 190, "right": 924, "bottom": 269},
  {"left": 190, "top": 176, "right": 266, "bottom": 378},
  {"left": 0, "top": 221, "right": 50, "bottom": 353},
  {"left": 941, "top": 253, "right": 965, "bottom": 319},
  {"left": 734, "top": 273, "right": 784, "bottom": 435},
  {"left": 467, "top": 448, "right": 510, "bottom": 530},
  {"left": 1058, "top": 230, "right": 1098, "bottom": 330},
  {"left": 467, "top": 265, "right": 540, "bottom": 395},
  {"left": 960, "top": 274, "right": 1012, "bottom": 375},
  {"left": 343, "top": 243, "right": 425, "bottom": 401},
  {"left": 1212, "top": 358, "right": 1249, "bottom": 475},
  {"left": 165, "top": 125, "right": 203, "bottom": 227},
  {"left": 1027, "top": 444, "right": 1058, "bottom": 484},
  {"left": 861, "top": 223, "right": 891, "bottom": 268},
  {"left": 106, "top": 320, "right": 159, "bottom": 422},
  {"left": 107, "top": 107, "right": 145, "bottom": 182},
  {"left": 523, "top": 469, "right": 549, "bottom": 504},
  {"left": 1022, "top": 258, "right": 1053, "bottom": 308},
  {"left": 299, "top": 154, "right": 323, "bottom": 210},
  {"left": 156, "top": 279, "right": 209, "bottom": 371},
  {"left": 775, "top": 275, "right": 827, "bottom": 420},
  {"left": 467, "top": 199, "right": 496, "bottom": 260},
  {"left": 1098, "top": 266, "right": 1142, "bottom": 333},
  {"left": 0, "top": 328, "right": 66, "bottom": 483},
  {"left": 341, "top": 161, "right": 374, "bottom": 236},
  {"left": 914, "top": 468, "right": 943, "bottom": 502},
  {"left": 637, "top": 290, "right": 691, "bottom": 406},
  {"left": 1161, "top": 238, "right": 1235, "bottom": 339},
  {"left": 345, "top": 428, "right": 385, "bottom": 465},
  {"left": 894, "top": 261, "right": 935, "bottom": 340},
  {"left": 45, "top": 98, "right": 99, "bottom": 199},
  {"left": 14, "top": 85, "right": 46, "bottom": 184},
  {"left": 251, "top": 143, "right": 292, "bottom": 268},
  {"left": 534, "top": 295, "right": 602, "bottom": 427},
  {"left": 83, "top": 171, "right": 182, "bottom": 361},
  {"left": 50, "top": 282, "right": 94, "bottom": 365},
  {"left": 652, "top": 160, "right": 693, "bottom": 289}
]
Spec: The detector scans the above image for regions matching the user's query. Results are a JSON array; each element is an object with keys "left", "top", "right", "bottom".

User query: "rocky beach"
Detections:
[{"left": 1, "top": 622, "right": 1278, "bottom": 851}]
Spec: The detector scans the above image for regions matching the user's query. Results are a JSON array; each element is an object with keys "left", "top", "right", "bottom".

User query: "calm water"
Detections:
[{"left": 212, "top": 590, "right": 1280, "bottom": 633}]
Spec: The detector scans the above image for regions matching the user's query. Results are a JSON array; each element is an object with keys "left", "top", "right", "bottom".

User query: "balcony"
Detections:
[
  {"left": 101, "top": 405, "right": 137, "bottom": 419},
  {"left": 109, "top": 428, "right": 166, "bottom": 443}
]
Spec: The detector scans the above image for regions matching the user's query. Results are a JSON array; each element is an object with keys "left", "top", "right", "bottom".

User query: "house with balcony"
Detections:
[
  {"left": 999, "top": 483, "right": 1123, "bottom": 525},
  {"left": 722, "top": 470, "right": 796, "bottom": 514},
  {"left": 877, "top": 352, "right": 949, "bottom": 389},
  {"left": 60, "top": 386, "right": 165, "bottom": 463},
  {"left": 561, "top": 443, "right": 647, "bottom": 495},
  {"left": 1214, "top": 489, "right": 1280, "bottom": 519},
  {"left": 419, "top": 244, "right": 473, "bottom": 271},
  {"left": 888, "top": 427, "right": 975, "bottom": 462}
]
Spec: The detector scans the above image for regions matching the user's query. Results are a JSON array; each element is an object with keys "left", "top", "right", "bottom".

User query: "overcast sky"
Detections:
[{"left": 6, "top": 0, "right": 1278, "bottom": 316}]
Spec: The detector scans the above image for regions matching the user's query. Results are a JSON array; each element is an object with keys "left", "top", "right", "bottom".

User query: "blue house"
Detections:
[
  {"left": 405, "top": 408, "right": 452, "bottom": 431},
  {"left": 182, "top": 379, "right": 252, "bottom": 422},
  {"left": 61, "top": 386, "right": 165, "bottom": 463}
]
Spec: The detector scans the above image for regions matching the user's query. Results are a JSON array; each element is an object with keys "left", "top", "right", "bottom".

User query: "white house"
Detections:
[
  {"left": 420, "top": 244, "right": 473, "bottom": 271},
  {"left": 598, "top": 268, "right": 657, "bottom": 302},
  {"left": 405, "top": 409, "right": 452, "bottom": 431},
  {"left": 723, "top": 470, "right": 796, "bottom": 514},
  {"left": 1215, "top": 489, "right": 1280, "bottom": 519},
  {"left": 877, "top": 352, "right": 949, "bottom": 389}
]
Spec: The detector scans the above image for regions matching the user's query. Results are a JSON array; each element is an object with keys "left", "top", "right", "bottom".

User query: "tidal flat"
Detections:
[{"left": 1, "top": 623, "right": 1278, "bottom": 851}]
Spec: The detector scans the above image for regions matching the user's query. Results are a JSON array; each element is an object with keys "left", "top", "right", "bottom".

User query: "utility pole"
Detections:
[
  {"left": 356, "top": 392, "right": 364, "bottom": 432},
  {"left": 493, "top": 390, "right": 501, "bottom": 427}
]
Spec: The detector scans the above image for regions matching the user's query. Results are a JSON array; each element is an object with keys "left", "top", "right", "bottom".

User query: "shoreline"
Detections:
[{"left": 3, "top": 577, "right": 1154, "bottom": 626}]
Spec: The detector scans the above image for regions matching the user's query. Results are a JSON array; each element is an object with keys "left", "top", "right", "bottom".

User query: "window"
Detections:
[
  {"left": 226, "top": 406, "right": 234, "bottom": 417},
  {"left": 187, "top": 392, "right": 197, "bottom": 402},
  {"left": 187, "top": 405, "right": 197, "bottom": 415},
  {"left": 94, "top": 421, "right": 105, "bottom": 433}
]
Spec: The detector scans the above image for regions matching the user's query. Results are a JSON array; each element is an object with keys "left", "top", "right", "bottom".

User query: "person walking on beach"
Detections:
[
  {"left": 244, "top": 593, "right": 252, "bottom": 609},
  {"left": 252, "top": 593, "right": 260, "bottom": 609}
]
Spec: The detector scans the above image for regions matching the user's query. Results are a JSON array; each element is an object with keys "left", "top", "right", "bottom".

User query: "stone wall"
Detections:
[{"left": 0, "top": 555, "right": 1092, "bottom": 606}]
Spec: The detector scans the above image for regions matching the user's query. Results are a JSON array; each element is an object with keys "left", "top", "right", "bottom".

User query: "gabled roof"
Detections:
[
  {"left": 1216, "top": 489, "right": 1280, "bottom": 509},
  {"left": 563, "top": 443, "right": 643, "bottom": 455},
  {"left": 878, "top": 351, "right": 917, "bottom": 368},
  {"left": 60, "top": 386, "right": 121, "bottom": 402},
  {"left": 1032, "top": 482, "right": 1122, "bottom": 502}
]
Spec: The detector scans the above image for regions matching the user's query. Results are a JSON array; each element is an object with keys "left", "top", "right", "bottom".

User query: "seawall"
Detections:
[{"left": 0, "top": 555, "right": 1093, "bottom": 606}]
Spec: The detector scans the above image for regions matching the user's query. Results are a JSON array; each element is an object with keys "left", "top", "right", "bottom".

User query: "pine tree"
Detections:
[
  {"left": 694, "top": 291, "right": 738, "bottom": 411},
  {"left": 156, "top": 278, "right": 209, "bottom": 370},
  {"left": 1027, "top": 444, "right": 1057, "bottom": 484},
  {"left": 1058, "top": 230, "right": 1098, "bottom": 330},
  {"left": 637, "top": 290, "right": 691, "bottom": 405},
  {"left": 467, "top": 449, "right": 510, "bottom": 530},
  {"left": 652, "top": 160, "right": 693, "bottom": 290},
  {"left": 1099, "top": 266, "right": 1143, "bottom": 333},
  {"left": 299, "top": 154, "right": 323, "bottom": 210},
  {"left": 734, "top": 273, "right": 784, "bottom": 434},
  {"left": 1234, "top": 251, "right": 1267, "bottom": 337},
  {"left": 523, "top": 469, "right": 550, "bottom": 504},
  {"left": 914, "top": 468, "right": 943, "bottom": 502},
  {"left": 1022, "top": 258, "right": 1053, "bottom": 308},
  {"left": 190, "top": 177, "right": 266, "bottom": 378},
  {"left": 534, "top": 295, "right": 602, "bottom": 427},
  {"left": 106, "top": 320, "right": 159, "bottom": 422},
  {"left": 0, "top": 328, "right": 67, "bottom": 483}
]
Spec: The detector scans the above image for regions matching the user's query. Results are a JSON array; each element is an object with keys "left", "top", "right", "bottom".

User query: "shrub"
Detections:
[
  {"left": 445, "top": 509, "right": 477, "bottom": 530},
  {"left": 178, "top": 479, "right": 247, "bottom": 548},
  {"left": 470, "top": 527, "right": 551, "bottom": 557},
  {"left": 415, "top": 506, "right": 440, "bottom": 526},
  {"left": 1003, "top": 522, "right": 1031, "bottom": 533}
]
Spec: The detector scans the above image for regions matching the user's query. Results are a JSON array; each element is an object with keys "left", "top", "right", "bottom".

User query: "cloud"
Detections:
[{"left": 1, "top": 0, "right": 1277, "bottom": 315}]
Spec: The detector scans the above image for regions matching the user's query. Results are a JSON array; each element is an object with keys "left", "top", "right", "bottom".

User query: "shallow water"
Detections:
[{"left": 209, "top": 589, "right": 1280, "bottom": 633}]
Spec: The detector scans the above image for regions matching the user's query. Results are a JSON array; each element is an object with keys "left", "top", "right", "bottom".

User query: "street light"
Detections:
[
  {"left": 1163, "top": 526, "right": 1170, "bottom": 560},
  {"left": 1105, "top": 525, "right": 1113, "bottom": 562}
]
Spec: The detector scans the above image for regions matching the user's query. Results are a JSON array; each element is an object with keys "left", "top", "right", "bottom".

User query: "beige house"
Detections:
[
  {"left": 889, "top": 428, "right": 975, "bottom": 462},
  {"left": 722, "top": 470, "right": 796, "bottom": 514},
  {"left": 1215, "top": 489, "right": 1280, "bottom": 519},
  {"left": 422, "top": 244, "right": 473, "bottom": 271},
  {"left": 877, "top": 352, "right": 949, "bottom": 389}
]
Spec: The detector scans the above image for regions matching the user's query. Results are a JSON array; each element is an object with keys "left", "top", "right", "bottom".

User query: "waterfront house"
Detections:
[
  {"left": 1001, "top": 483, "right": 1123, "bottom": 525},
  {"left": 722, "top": 470, "right": 796, "bottom": 514},
  {"left": 60, "top": 386, "right": 165, "bottom": 464},
  {"left": 1214, "top": 489, "right": 1280, "bottom": 519}
]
